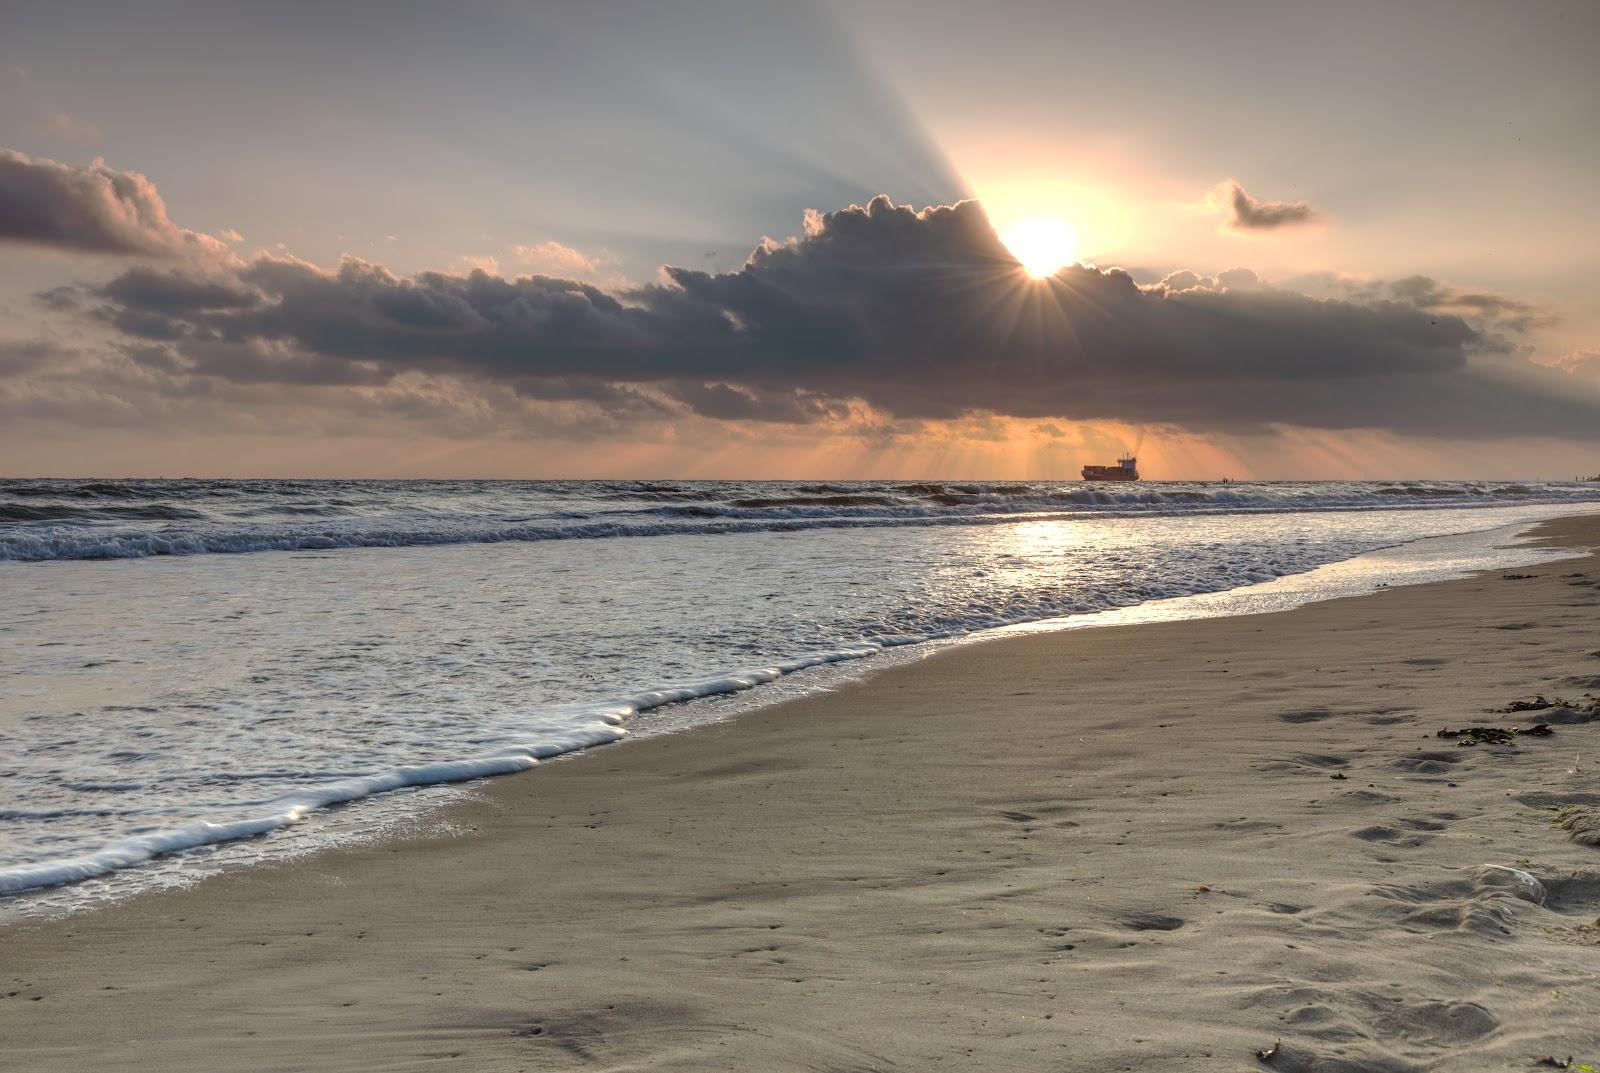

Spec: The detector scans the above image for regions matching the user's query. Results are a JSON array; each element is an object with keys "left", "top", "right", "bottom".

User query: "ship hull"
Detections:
[{"left": 1081, "top": 468, "right": 1139, "bottom": 481}]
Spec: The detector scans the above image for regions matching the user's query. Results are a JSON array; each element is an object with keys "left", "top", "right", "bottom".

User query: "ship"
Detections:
[{"left": 1082, "top": 455, "right": 1139, "bottom": 481}]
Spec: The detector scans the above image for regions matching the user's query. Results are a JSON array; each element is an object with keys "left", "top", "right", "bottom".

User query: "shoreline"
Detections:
[
  {"left": 4, "top": 509, "right": 1588, "bottom": 914},
  {"left": 4, "top": 515, "right": 1600, "bottom": 1069}
]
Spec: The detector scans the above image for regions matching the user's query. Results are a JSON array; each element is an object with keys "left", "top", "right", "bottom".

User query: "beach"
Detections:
[{"left": 4, "top": 513, "right": 1599, "bottom": 1071}]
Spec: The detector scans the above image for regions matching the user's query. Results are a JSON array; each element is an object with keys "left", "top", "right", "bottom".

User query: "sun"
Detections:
[{"left": 1001, "top": 217, "right": 1078, "bottom": 278}]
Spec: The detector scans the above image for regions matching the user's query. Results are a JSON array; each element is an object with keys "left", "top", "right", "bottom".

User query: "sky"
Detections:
[{"left": 1, "top": 0, "right": 1597, "bottom": 479}]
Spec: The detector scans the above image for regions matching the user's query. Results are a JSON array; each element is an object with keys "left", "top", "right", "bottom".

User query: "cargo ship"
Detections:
[{"left": 1082, "top": 455, "right": 1139, "bottom": 481}]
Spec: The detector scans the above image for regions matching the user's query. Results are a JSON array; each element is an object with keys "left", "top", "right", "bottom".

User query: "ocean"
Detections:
[{"left": 3, "top": 477, "right": 1599, "bottom": 913}]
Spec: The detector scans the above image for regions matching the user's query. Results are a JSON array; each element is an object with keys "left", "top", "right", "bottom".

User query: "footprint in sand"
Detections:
[
  {"left": 1540, "top": 870, "right": 1600, "bottom": 912},
  {"left": 1118, "top": 912, "right": 1185, "bottom": 932},
  {"left": 1516, "top": 791, "right": 1600, "bottom": 809},
  {"left": 1530, "top": 705, "right": 1598, "bottom": 725},
  {"left": 1351, "top": 825, "right": 1421, "bottom": 846},
  {"left": 1256, "top": 753, "right": 1352, "bottom": 777},
  {"left": 1277, "top": 708, "right": 1337, "bottom": 724},
  {"left": 1355, "top": 992, "right": 1499, "bottom": 1048},
  {"left": 1365, "top": 864, "right": 1551, "bottom": 937},
  {"left": 1245, "top": 991, "right": 1493, "bottom": 1072},
  {"left": 1390, "top": 752, "right": 1465, "bottom": 775}
]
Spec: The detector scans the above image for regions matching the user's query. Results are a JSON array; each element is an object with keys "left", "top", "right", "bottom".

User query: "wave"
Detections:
[
  {"left": 0, "top": 645, "right": 904, "bottom": 896},
  {"left": 728, "top": 494, "right": 900, "bottom": 509},
  {"left": 0, "top": 502, "right": 209, "bottom": 523},
  {"left": 4, "top": 482, "right": 1593, "bottom": 899},
  {"left": 4, "top": 479, "right": 1598, "bottom": 562},
  {"left": 587, "top": 482, "right": 729, "bottom": 502},
  {"left": 12, "top": 497, "right": 1546, "bottom": 897},
  {"left": 3, "top": 513, "right": 998, "bottom": 560},
  {"left": 0, "top": 530, "right": 1347, "bottom": 896}
]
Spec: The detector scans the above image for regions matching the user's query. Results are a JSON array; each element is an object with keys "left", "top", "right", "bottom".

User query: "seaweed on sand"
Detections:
[{"left": 1437, "top": 725, "right": 1554, "bottom": 746}]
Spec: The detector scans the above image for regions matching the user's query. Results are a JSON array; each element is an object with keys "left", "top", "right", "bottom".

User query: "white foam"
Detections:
[
  {"left": 0, "top": 728, "right": 626, "bottom": 895},
  {"left": 1, "top": 653, "right": 926, "bottom": 895}
]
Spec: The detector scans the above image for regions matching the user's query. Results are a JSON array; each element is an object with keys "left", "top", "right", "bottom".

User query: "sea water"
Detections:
[{"left": 3, "top": 478, "right": 1598, "bottom": 913}]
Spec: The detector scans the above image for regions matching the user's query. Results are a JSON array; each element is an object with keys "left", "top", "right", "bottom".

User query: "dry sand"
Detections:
[{"left": 4, "top": 516, "right": 1600, "bottom": 1072}]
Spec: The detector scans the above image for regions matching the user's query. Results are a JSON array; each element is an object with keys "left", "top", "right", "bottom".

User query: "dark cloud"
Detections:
[
  {"left": 99, "top": 266, "right": 260, "bottom": 312},
  {"left": 663, "top": 381, "right": 847, "bottom": 423},
  {"left": 1382, "top": 274, "right": 1557, "bottom": 333},
  {"left": 0, "top": 148, "right": 227, "bottom": 257},
  {"left": 64, "top": 267, "right": 265, "bottom": 340},
  {"left": 0, "top": 339, "right": 67, "bottom": 376},
  {"left": 1226, "top": 182, "right": 1317, "bottom": 230},
  {"left": 33, "top": 284, "right": 83, "bottom": 311},
  {"left": 102, "top": 307, "right": 191, "bottom": 341},
  {"left": 1289, "top": 272, "right": 1559, "bottom": 337},
  {"left": 58, "top": 195, "right": 1600, "bottom": 438}
]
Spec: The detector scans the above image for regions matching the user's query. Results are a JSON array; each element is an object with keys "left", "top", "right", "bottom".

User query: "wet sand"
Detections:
[{"left": 4, "top": 515, "right": 1600, "bottom": 1071}]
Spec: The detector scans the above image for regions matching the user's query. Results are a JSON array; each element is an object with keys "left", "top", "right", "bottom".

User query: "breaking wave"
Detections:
[{"left": 4, "top": 478, "right": 1599, "bottom": 562}]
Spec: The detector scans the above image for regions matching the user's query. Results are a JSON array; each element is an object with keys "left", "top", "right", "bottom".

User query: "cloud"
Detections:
[
  {"left": 456, "top": 240, "right": 615, "bottom": 284},
  {"left": 1551, "top": 349, "right": 1600, "bottom": 380},
  {"left": 1151, "top": 267, "right": 1261, "bottom": 294},
  {"left": 1224, "top": 181, "right": 1317, "bottom": 231},
  {"left": 457, "top": 254, "right": 501, "bottom": 276},
  {"left": 0, "top": 339, "right": 68, "bottom": 377},
  {"left": 509, "top": 240, "right": 599, "bottom": 277},
  {"left": 0, "top": 148, "right": 228, "bottom": 258},
  {"left": 159, "top": 338, "right": 392, "bottom": 386},
  {"left": 42, "top": 266, "right": 262, "bottom": 341},
  {"left": 1290, "top": 271, "right": 1559, "bottom": 336},
  {"left": 43, "top": 194, "right": 1600, "bottom": 439},
  {"left": 1382, "top": 274, "right": 1557, "bottom": 332},
  {"left": 663, "top": 381, "right": 848, "bottom": 423}
]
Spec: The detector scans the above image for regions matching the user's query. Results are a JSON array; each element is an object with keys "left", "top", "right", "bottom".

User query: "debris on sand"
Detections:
[
  {"left": 1500, "top": 696, "right": 1559, "bottom": 713},
  {"left": 1557, "top": 807, "right": 1600, "bottom": 846},
  {"left": 1437, "top": 725, "right": 1554, "bottom": 746},
  {"left": 1502, "top": 573, "right": 1538, "bottom": 580},
  {"left": 1255, "top": 1039, "right": 1281, "bottom": 1062},
  {"left": 1495, "top": 695, "right": 1600, "bottom": 718},
  {"left": 1479, "top": 864, "right": 1546, "bottom": 904}
]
